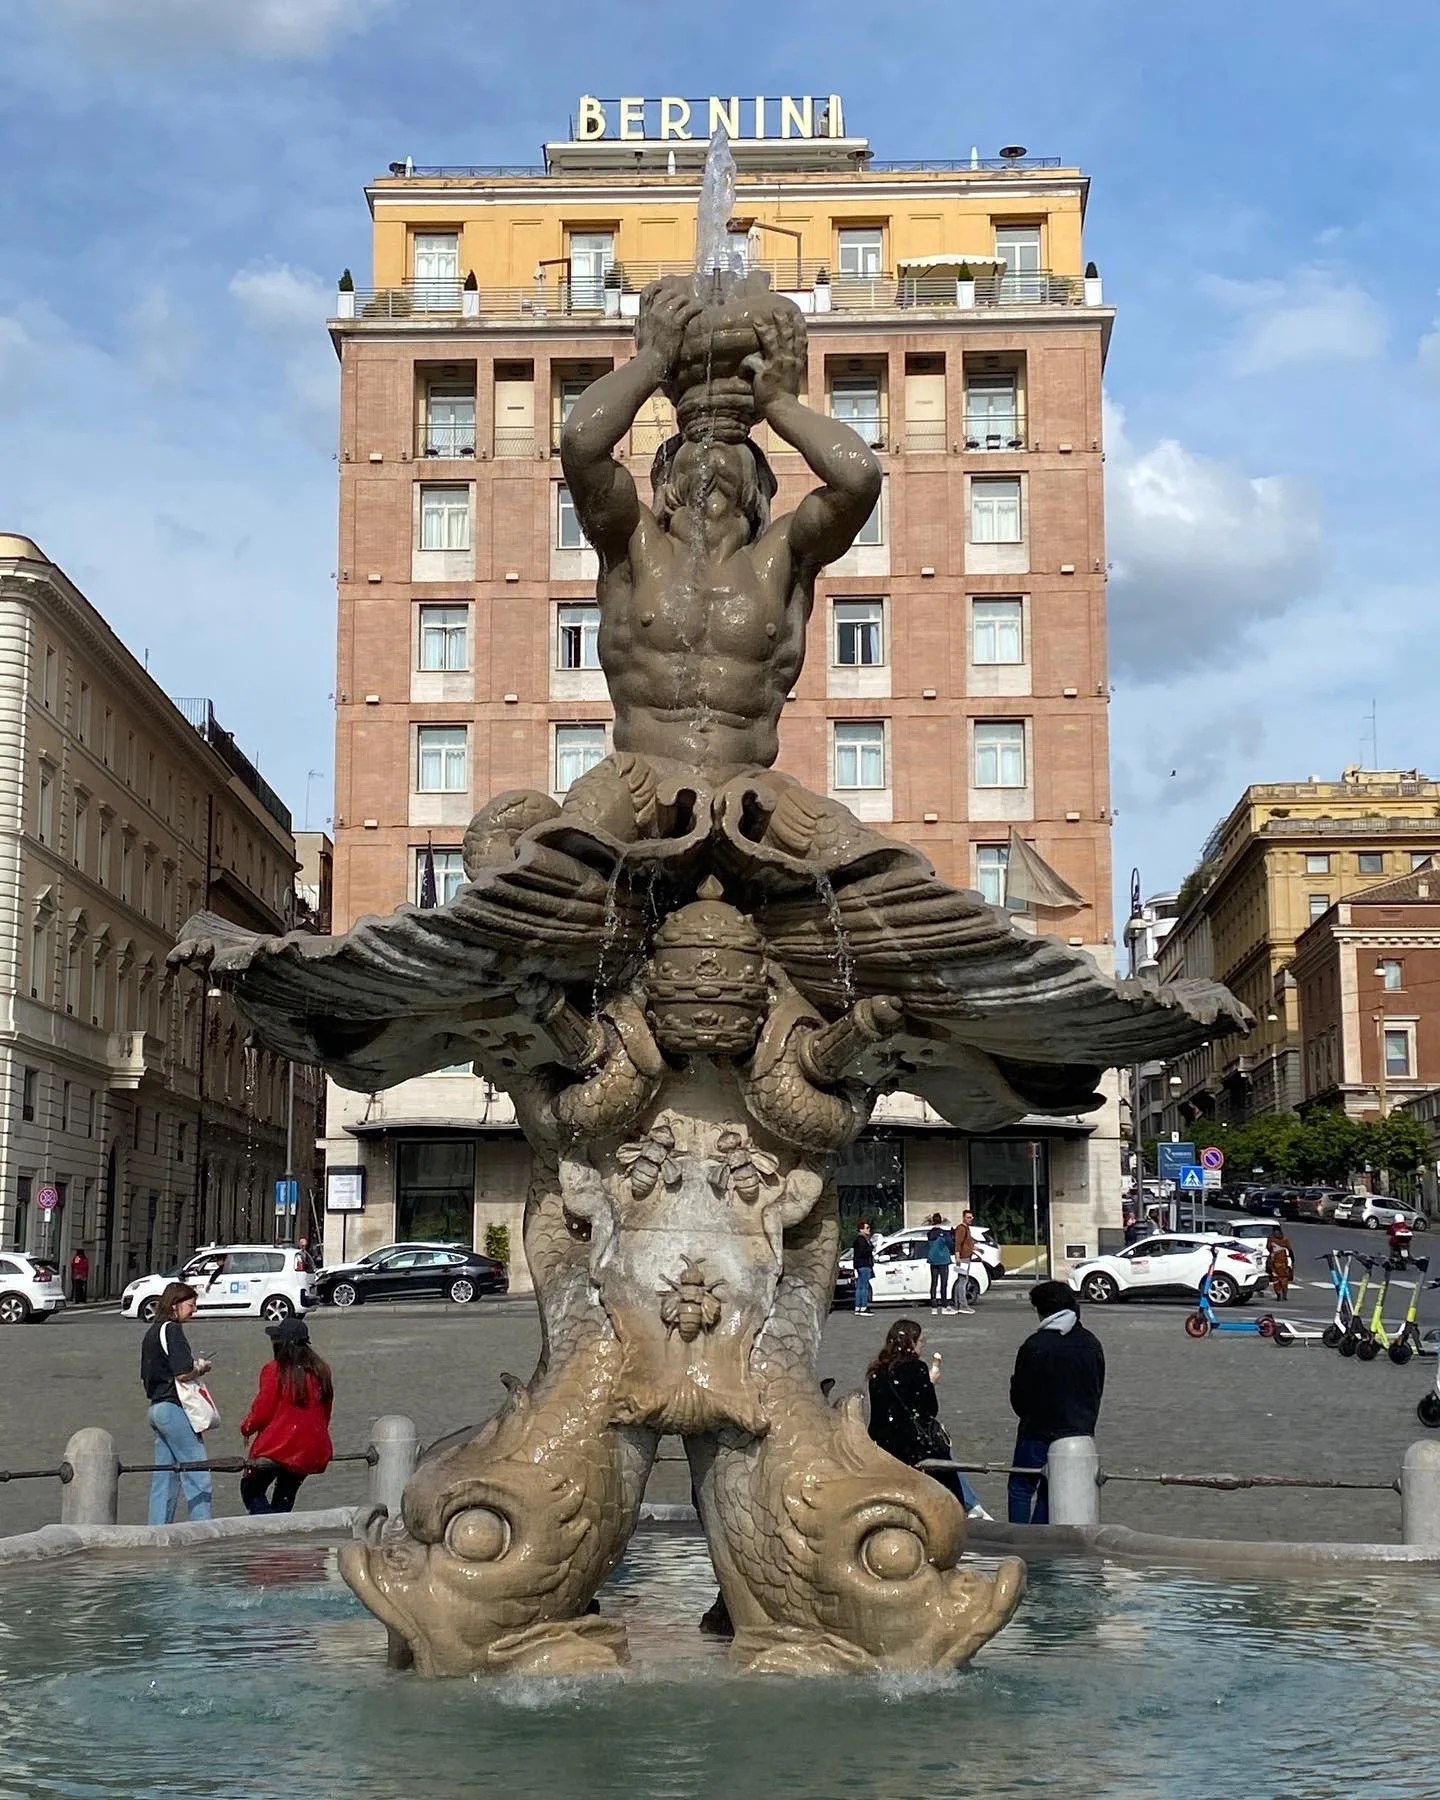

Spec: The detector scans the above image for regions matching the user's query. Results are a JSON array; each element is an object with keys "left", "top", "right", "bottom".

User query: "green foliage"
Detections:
[
  {"left": 1085, "top": 260, "right": 1099, "bottom": 280},
  {"left": 956, "top": 263, "right": 974, "bottom": 282},
  {"left": 483, "top": 1223, "right": 511, "bottom": 1266},
  {"left": 337, "top": 268, "right": 354, "bottom": 292},
  {"left": 1175, "top": 858, "right": 1218, "bottom": 917},
  {"left": 1185, "top": 1107, "right": 1432, "bottom": 1190},
  {"left": 1367, "top": 1111, "right": 1433, "bottom": 1178}
]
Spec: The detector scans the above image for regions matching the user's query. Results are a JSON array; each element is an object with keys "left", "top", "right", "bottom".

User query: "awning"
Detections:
[
  {"left": 1006, "top": 829, "right": 1085, "bottom": 911},
  {"left": 897, "top": 253, "right": 1006, "bottom": 271},
  {"left": 344, "top": 1117, "right": 519, "bottom": 1138}
]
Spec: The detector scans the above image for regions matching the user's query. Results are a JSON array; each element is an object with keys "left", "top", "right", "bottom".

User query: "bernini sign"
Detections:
[{"left": 574, "top": 95, "right": 847, "bottom": 142}]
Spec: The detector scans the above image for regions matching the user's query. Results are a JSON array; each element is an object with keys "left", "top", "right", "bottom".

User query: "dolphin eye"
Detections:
[
  {"left": 445, "top": 1507, "right": 510, "bottom": 1562},
  {"left": 563, "top": 1208, "right": 592, "bottom": 1242},
  {"left": 860, "top": 1527, "right": 925, "bottom": 1581}
]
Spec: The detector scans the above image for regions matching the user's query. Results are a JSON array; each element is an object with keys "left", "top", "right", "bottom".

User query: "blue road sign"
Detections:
[
  {"left": 1156, "top": 1142, "right": 1196, "bottom": 1181},
  {"left": 1178, "top": 1165, "right": 1205, "bottom": 1192},
  {"left": 274, "top": 1178, "right": 299, "bottom": 1214}
]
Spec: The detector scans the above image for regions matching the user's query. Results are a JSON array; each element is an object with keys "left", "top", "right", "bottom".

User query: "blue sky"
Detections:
[{"left": 2, "top": 0, "right": 1438, "bottom": 916}]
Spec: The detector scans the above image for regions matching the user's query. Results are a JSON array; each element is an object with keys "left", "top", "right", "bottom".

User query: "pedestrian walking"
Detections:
[
  {"left": 1007, "top": 1279, "right": 1105, "bottom": 1526},
  {"left": 952, "top": 1209, "right": 977, "bottom": 1314},
  {"left": 239, "top": 1317, "right": 334, "bottom": 1514},
  {"left": 69, "top": 1246, "right": 90, "bottom": 1304},
  {"left": 851, "top": 1219, "right": 875, "bottom": 1313},
  {"left": 925, "top": 1213, "right": 955, "bottom": 1314},
  {"left": 866, "top": 1318, "right": 990, "bottom": 1518},
  {"left": 140, "top": 1282, "right": 214, "bottom": 1526},
  {"left": 1266, "top": 1224, "right": 1295, "bottom": 1302}
]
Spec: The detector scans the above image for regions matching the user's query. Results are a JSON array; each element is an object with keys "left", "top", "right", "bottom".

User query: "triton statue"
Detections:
[{"left": 173, "top": 264, "right": 1247, "bottom": 1678}]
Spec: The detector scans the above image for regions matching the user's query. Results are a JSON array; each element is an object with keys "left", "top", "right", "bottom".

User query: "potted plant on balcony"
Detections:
[
  {"left": 1084, "top": 261, "right": 1103, "bottom": 306},
  {"left": 336, "top": 268, "right": 355, "bottom": 319},
  {"left": 462, "top": 268, "right": 480, "bottom": 318},
  {"left": 956, "top": 263, "right": 976, "bottom": 309},
  {"left": 813, "top": 265, "right": 831, "bottom": 313},
  {"left": 603, "top": 262, "right": 624, "bottom": 319}
]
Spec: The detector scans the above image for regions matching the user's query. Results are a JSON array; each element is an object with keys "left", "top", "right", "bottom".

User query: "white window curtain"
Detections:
[
  {"left": 834, "top": 601, "right": 884, "bottom": 667},
  {"left": 417, "top": 727, "right": 467, "bottom": 792},
  {"left": 419, "top": 605, "right": 469, "bottom": 670},
  {"left": 834, "top": 722, "right": 885, "bottom": 789},
  {"left": 557, "top": 605, "right": 600, "bottom": 669},
  {"left": 976, "top": 845, "right": 1009, "bottom": 906},
  {"left": 974, "top": 721, "right": 1026, "bottom": 788},
  {"left": 555, "top": 726, "right": 606, "bottom": 793},
  {"left": 973, "top": 599, "right": 1023, "bottom": 664},
  {"left": 556, "top": 484, "right": 585, "bottom": 550},
  {"left": 971, "top": 478, "right": 1022, "bottom": 544}
]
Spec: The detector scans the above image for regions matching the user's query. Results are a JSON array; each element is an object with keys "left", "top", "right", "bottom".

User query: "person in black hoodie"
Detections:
[{"left": 1007, "top": 1279, "right": 1105, "bottom": 1524}]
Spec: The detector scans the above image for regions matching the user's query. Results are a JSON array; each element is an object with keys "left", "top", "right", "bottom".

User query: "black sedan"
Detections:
[{"left": 316, "top": 1246, "right": 508, "bottom": 1307}]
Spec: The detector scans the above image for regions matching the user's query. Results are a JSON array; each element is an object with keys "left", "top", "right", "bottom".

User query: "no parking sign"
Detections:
[{"left": 35, "top": 1183, "right": 60, "bottom": 1213}]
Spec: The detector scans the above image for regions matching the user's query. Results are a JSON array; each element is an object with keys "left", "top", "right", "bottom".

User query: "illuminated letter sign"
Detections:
[{"left": 572, "top": 96, "right": 847, "bottom": 143}]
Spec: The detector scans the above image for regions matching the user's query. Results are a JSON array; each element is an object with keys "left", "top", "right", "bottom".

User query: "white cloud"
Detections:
[
  {"left": 1204, "top": 267, "right": 1387, "bottom": 374},
  {"left": 1417, "top": 319, "right": 1440, "bottom": 376},
  {"left": 230, "top": 264, "right": 336, "bottom": 419},
  {"left": 39, "top": 0, "right": 391, "bottom": 59},
  {"left": 1104, "top": 400, "right": 1324, "bottom": 677}
]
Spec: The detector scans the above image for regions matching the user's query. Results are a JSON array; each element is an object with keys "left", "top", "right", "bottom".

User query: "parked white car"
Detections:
[
  {"left": 0, "top": 1252, "right": 67, "bottom": 1325},
  {"left": 1069, "top": 1234, "right": 1264, "bottom": 1307},
  {"left": 122, "top": 1244, "right": 317, "bottom": 1324},
  {"left": 837, "top": 1226, "right": 996, "bottom": 1309}
]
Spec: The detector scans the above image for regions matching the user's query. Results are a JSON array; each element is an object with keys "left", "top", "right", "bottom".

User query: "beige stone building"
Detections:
[
  {"left": 0, "top": 536, "right": 317, "bottom": 1295},
  {"left": 323, "top": 103, "right": 1122, "bottom": 1276},
  {"left": 1159, "top": 768, "right": 1440, "bottom": 1131}
]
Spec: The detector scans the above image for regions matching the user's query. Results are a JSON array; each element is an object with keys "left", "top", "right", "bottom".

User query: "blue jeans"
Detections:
[
  {"left": 1007, "top": 1432, "right": 1051, "bottom": 1525},
  {"left": 148, "top": 1401, "right": 213, "bottom": 1525},
  {"left": 854, "top": 1266, "right": 873, "bottom": 1310}
]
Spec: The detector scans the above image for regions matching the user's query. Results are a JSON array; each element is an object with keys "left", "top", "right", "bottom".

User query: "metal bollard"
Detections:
[
  {"left": 368, "top": 1415, "right": 419, "bottom": 1522},
  {"left": 61, "top": 1427, "right": 120, "bottom": 1527},
  {"left": 1046, "top": 1435, "right": 1101, "bottom": 1527},
  {"left": 1401, "top": 1439, "right": 1440, "bottom": 1547}
]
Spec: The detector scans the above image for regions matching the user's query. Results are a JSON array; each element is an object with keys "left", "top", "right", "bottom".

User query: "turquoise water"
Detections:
[{"left": 0, "top": 1534, "right": 1437, "bottom": 1798}]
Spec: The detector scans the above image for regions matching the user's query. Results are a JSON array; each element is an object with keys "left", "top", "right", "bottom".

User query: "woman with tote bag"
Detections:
[{"left": 139, "top": 1282, "right": 215, "bottom": 1525}]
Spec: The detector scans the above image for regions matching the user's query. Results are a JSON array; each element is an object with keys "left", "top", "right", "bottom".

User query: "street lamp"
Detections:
[{"left": 1374, "top": 963, "right": 1392, "bottom": 1121}]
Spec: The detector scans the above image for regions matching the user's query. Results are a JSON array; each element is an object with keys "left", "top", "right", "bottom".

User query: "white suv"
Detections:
[
  {"left": 1069, "top": 1234, "right": 1263, "bottom": 1307},
  {"left": 837, "top": 1226, "right": 997, "bottom": 1309},
  {"left": 0, "top": 1252, "right": 67, "bottom": 1325},
  {"left": 122, "top": 1245, "right": 317, "bottom": 1324}
]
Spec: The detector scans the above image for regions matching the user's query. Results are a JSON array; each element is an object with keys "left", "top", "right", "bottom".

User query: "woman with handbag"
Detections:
[
  {"left": 866, "top": 1317, "right": 990, "bottom": 1518},
  {"left": 140, "top": 1282, "right": 215, "bottom": 1525},
  {"left": 239, "top": 1317, "right": 334, "bottom": 1514}
]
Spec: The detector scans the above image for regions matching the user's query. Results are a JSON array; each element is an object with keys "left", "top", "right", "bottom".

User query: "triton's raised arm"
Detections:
[
  {"left": 743, "top": 310, "right": 883, "bottom": 572},
  {"left": 559, "top": 282, "right": 701, "bottom": 562}
]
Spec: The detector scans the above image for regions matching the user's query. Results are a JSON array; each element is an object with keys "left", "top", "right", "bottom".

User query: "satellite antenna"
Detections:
[{"left": 999, "top": 144, "right": 1027, "bottom": 166}]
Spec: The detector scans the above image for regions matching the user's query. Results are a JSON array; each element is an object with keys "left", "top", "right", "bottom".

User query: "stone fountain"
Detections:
[{"left": 172, "top": 134, "right": 1247, "bottom": 1678}]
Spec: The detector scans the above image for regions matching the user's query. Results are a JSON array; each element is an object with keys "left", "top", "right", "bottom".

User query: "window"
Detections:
[
  {"left": 36, "top": 766, "right": 54, "bottom": 845},
  {"left": 73, "top": 797, "right": 88, "bottom": 869},
  {"left": 61, "top": 1080, "right": 71, "bottom": 1133},
  {"left": 77, "top": 681, "right": 91, "bottom": 745},
  {"left": 64, "top": 941, "right": 80, "bottom": 1014},
  {"left": 121, "top": 835, "right": 134, "bottom": 905},
  {"left": 1380, "top": 959, "right": 1404, "bottom": 991},
  {"left": 554, "top": 725, "right": 606, "bottom": 793},
  {"left": 830, "top": 376, "right": 883, "bottom": 447},
  {"left": 125, "top": 731, "right": 135, "bottom": 786},
  {"left": 42, "top": 642, "right": 56, "bottom": 709},
  {"left": 837, "top": 228, "right": 883, "bottom": 278},
  {"left": 15, "top": 1177, "right": 30, "bottom": 1253},
  {"left": 419, "top": 485, "right": 470, "bottom": 551},
  {"left": 975, "top": 721, "right": 1026, "bottom": 788},
  {"left": 1384, "top": 1028, "right": 1413, "bottom": 1079},
  {"left": 970, "top": 477, "right": 1022, "bottom": 543},
  {"left": 416, "top": 848, "right": 466, "bottom": 906},
  {"left": 568, "top": 232, "right": 614, "bottom": 309},
  {"left": 1358, "top": 852, "right": 1385, "bottom": 875},
  {"left": 557, "top": 604, "right": 601, "bottom": 669},
  {"left": 1412, "top": 853, "right": 1434, "bottom": 872},
  {"left": 973, "top": 598, "right": 1024, "bottom": 664},
  {"left": 833, "top": 600, "right": 884, "bottom": 667},
  {"left": 418, "top": 604, "right": 469, "bottom": 670},
  {"left": 29, "top": 913, "right": 50, "bottom": 999},
  {"left": 965, "top": 375, "right": 1021, "bottom": 448},
  {"left": 976, "top": 844, "right": 1009, "bottom": 907},
  {"left": 176, "top": 1122, "right": 187, "bottom": 1165},
  {"left": 854, "top": 493, "right": 883, "bottom": 547},
  {"left": 556, "top": 484, "right": 585, "bottom": 550},
  {"left": 1307, "top": 893, "right": 1330, "bottom": 923},
  {"left": 412, "top": 232, "right": 460, "bottom": 308},
  {"left": 424, "top": 388, "right": 476, "bottom": 458},
  {"left": 1305, "top": 853, "right": 1332, "bottom": 875},
  {"left": 98, "top": 815, "right": 111, "bottom": 887},
  {"left": 22, "top": 1067, "right": 38, "bottom": 1123},
  {"left": 416, "top": 726, "right": 467, "bottom": 793},
  {"left": 558, "top": 377, "right": 589, "bottom": 428},
  {"left": 833, "top": 721, "right": 885, "bottom": 790},
  {"left": 101, "top": 706, "right": 114, "bottom": 767},
  {"left": 995, "top": 223, "right": 1042, "bottom": 301},
  {"left": 142, "top": 852, "right": 154, "bottom": 918}
]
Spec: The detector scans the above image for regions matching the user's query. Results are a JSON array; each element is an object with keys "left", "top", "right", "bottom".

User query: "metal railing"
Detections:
[
  {"left": 962, "top": 412, "right": 1027, "bottom": 451},
  {"left": 340, "top": 267, "right": 1089, "bottom": 325},
  {"left": 416, "top": 421, "right": 478, "bottom": 459},
  {"left": 382, "top": 157, "right": 1067, "bottom": 179},
  {"left": 826, "top": 408, "right": 888, "bottom": 448},
  {"left": 492, "top": 426, "right": 540, "bottom": 459}
]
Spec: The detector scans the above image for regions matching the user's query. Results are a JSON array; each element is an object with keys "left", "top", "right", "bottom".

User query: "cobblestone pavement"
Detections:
[{"left": 2, "top": 1221, "right": 1435, "bottom": 1543}]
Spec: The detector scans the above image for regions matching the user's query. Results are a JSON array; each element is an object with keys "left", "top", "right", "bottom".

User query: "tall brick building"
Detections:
[{"left": 323, "top": 100, "right": 1120, "bottom": 1276}]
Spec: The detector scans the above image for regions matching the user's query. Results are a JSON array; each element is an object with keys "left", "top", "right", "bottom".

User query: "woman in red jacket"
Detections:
[{"left": 239, "top": 1317, "right": 334, "bottom": 1514}]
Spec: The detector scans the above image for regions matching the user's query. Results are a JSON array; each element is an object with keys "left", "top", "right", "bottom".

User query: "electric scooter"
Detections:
[
  {"left": 1385, "top": 1260, "right": 1434, "bottom": 1365},
  {"left": 1419, "top": 1361, "right": 1440, "bottom": 1427},
  {"left": 1184, "top": 1251, "right": 1277, "bottom": 1340},
  {"left": 1320, "top": 1251, "right": 1359, "bottom": 1348},
  {"left": 1337, "top": 1256, "right": 1379, "bottom": 1357},
  {"left": 1354, "top": 1262, "right": 1394, "bottom": 1361}
]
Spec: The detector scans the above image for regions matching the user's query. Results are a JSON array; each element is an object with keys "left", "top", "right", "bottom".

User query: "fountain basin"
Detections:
[{"left": 3, "top": 1532, "right": 1439, "bottom": 1799}]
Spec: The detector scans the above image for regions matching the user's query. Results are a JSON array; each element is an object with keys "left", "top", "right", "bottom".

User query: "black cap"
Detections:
[{"left": 265, "top": 1317, "right": 311, "bottom": 1345}]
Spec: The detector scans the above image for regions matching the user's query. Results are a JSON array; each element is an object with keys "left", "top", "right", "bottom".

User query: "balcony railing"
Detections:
[
  {"left": 905, "top": 423, "right": 947, "bottom": 453},
  {"left": 825, "top": 407, "right": 888, "bottom": 449},
  {"left": 416, "top": 420, "right": 478, "bottom": 458},
  {"left": 338, "top": 265, "right": 1094, "bottom": 327},
  {"left": 962, "top": 411, "right": 1027, "bottom": 451},
  {"left": 492, "top": 426, "right": 539, "bottom": 459}
]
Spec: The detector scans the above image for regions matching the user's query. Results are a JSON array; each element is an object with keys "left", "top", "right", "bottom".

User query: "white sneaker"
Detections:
[
  {"left": 957, "top": 1306, "right": 976, "bottom": 1315},
  {"left": 931, "top": 1307, "right": 940, "bottom": 1315},
  {"left": 942, "top": 1307, "right": 958, "bottom": 1315},
  {"left": 967, "top": 1504, "right": 993, "bottom": 1521}
]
